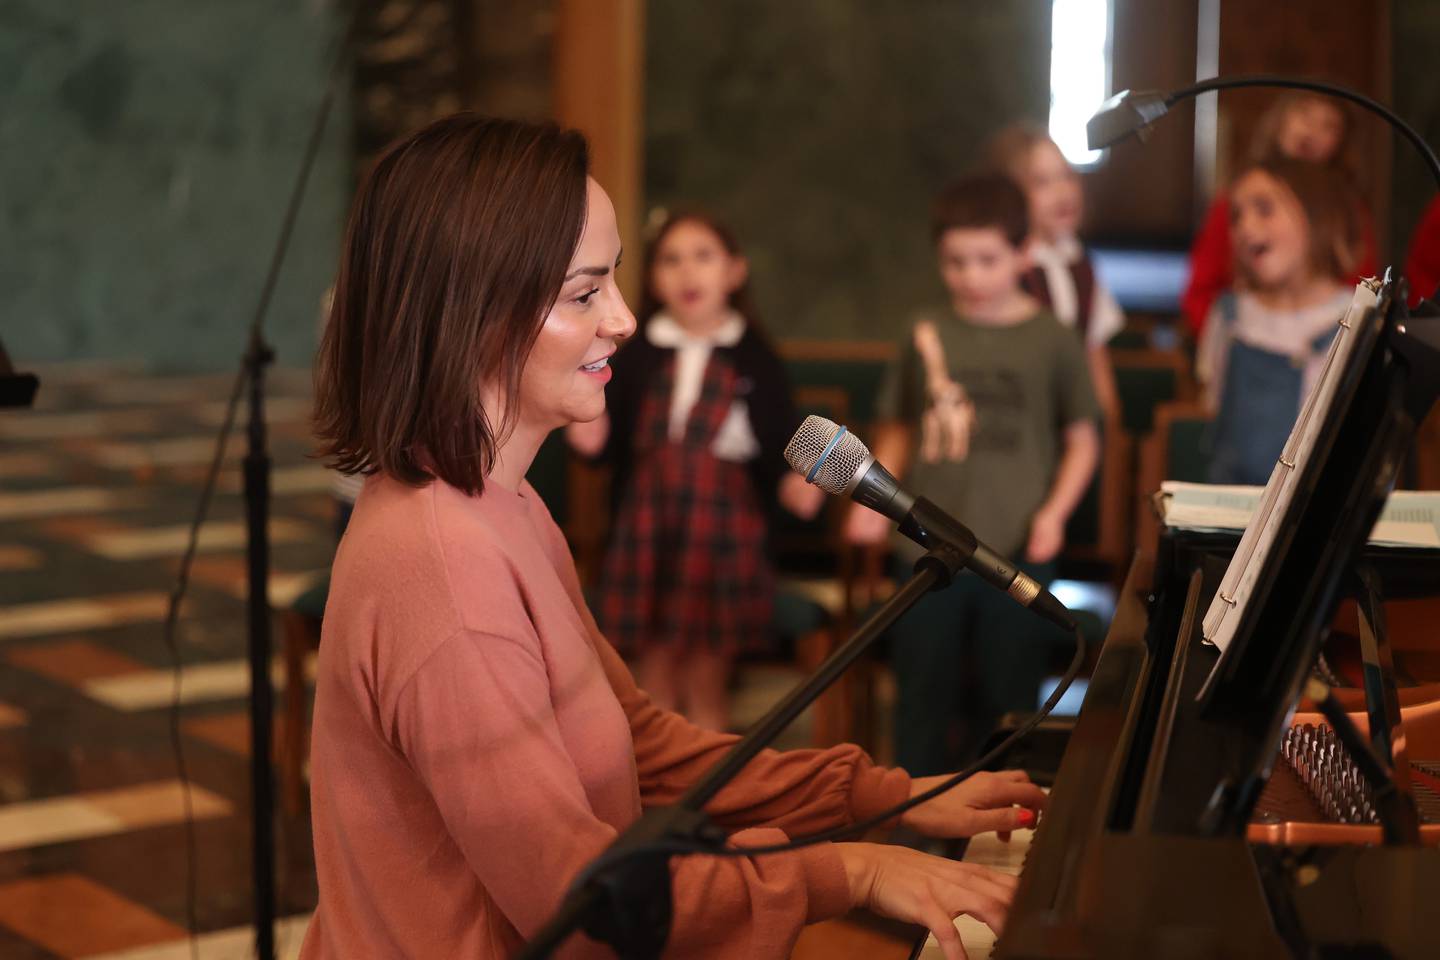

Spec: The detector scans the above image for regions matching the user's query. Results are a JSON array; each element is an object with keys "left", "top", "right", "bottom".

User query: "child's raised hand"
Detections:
[
  {"left": 1024, "top": 506, "right": 1065, "bottom": 563},
  {"left": 777, "top": 473, "right": 824, "bottom": 520},
  {"left": 844, "top": 503, "right": 892, "bottom": 545},
  {"left": 565, "top": 415, "right": 609, "bottom": 458}
]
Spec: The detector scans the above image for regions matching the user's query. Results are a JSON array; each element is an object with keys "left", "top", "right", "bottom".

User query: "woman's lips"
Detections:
[{"left": 579, "top": 357, "right": 612, "bottom": 383}]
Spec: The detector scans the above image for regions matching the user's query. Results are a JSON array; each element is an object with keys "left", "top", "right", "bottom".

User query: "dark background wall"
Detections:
[
  {"left": 1391, "top": 1, "right": 1440, "bottom": 272},
  {"left": 8, "top": 1, "right": 1440, "bottom": 369},
  {"left": 0, "top": 0, "right": 350, "bottom": 371},
  {"left": 644, "top": 0, "right": 1052, "bottom": 342}
]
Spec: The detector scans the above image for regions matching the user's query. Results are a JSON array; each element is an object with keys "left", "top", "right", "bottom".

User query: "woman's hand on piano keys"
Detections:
[
  {"left": 899, "top": 769, "right": 1046, "bottom": 840},
  {"left": 835, "top": 842, "right": 1016, "bottom": 960}
]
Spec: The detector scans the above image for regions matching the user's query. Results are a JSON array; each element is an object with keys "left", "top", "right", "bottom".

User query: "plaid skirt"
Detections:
[
  {"left": 599, "top": 443, "right": 773, "bottom": 656},
  {"left": 598, "top": 352, "right": 774, "bottom": 655}
]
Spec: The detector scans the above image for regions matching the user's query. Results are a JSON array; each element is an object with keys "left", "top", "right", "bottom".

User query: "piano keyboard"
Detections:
[{"left": 916, "top": 828, "right": 1034, "bottom": 959}]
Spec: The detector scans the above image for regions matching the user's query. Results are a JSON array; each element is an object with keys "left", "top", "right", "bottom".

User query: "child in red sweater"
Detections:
[{"left": 1183, "top": 93, "right": 1375, "bottom": 338}]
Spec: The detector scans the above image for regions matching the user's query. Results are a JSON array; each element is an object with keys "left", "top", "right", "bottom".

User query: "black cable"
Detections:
[
  {"left": 1168, "top": 74, "right": 1440, "bottom": 194},
  {"left": 159, "top": 12, "right": 354, "bottom": 957}
]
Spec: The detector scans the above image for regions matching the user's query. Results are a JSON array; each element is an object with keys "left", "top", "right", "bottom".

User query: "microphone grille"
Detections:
[{"left": 784, "top": 414, "right": 872, "bottom": 495}]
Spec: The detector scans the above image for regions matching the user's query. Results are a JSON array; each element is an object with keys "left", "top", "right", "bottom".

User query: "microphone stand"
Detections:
[
  {"left": 518, "top": 544, "right": 972, "bottom": 960},
  {"left": 157, "top": 14, "right": 354, "bottom": 957},
  {"left": 242, "top": 329, "right": 278, "bottom": 960}
]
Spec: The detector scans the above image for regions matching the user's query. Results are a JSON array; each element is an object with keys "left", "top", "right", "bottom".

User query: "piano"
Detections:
[
  {"left": 987, "top": 276, "right": 1440, "bottom": 959},
  {"left": 828, "top": 276, "right": 1440, "bottom": 960}
]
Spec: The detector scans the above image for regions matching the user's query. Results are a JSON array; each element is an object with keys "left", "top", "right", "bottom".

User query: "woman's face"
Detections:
[
  {"left": 1231, "top": 169, "right": 1311, "bottom": 289},
  {"left": 515, "top": 177, "right": 635, "bottom": 431},
  {"left": 1277, "top": 98, "right": 1345, "bottom": 163},
  {"left": 648, "top": 219, "right": 747, "bottom": 330},
  {"left": 1020, "top": 141, "right": 1083, "bottom": 242}
]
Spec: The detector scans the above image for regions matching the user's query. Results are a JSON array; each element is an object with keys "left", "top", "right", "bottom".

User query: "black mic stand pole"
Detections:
[
  {"left": 242, "top": 328, "right": 278, "bottom": 960},
  {"left": 229, "top": 15, "right": 353, "bottom": 956},
  {"left": 518, "top": 544, "right": 971, "bottom": 960}
]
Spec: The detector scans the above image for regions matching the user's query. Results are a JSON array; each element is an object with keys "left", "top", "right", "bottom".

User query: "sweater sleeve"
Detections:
[
  {"left": 395, "top": 629, "right": 856, "bottom": 957},
  {"left": 527, "top": 486, "right": 914, "bottom": 840},
  {"left": 592, "top": 633, "right": 911, "bottom": 835},
  {"left": 1182, "top": 194, "right": 1235, "bottom": 338}
]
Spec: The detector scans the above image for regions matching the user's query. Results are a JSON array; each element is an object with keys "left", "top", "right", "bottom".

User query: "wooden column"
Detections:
[
  {"left": 552, "top": 0, "right": 645, "bottom": 305},
  {"left": 552, "top": 0, "right": 644, "bottom": 586}
]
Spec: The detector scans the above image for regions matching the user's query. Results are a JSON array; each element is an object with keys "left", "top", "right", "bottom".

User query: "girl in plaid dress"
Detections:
[{"left": 567, "top": 212, "right": 821, "bottom": 730}]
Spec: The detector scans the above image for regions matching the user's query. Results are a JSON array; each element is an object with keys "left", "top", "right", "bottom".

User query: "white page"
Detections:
[
  {"left": 1161, "top": 481, "right": 1440, "bottom": 549},
  {"left": 1200, "top": 283, "right": 1379, "bottom": 653}
]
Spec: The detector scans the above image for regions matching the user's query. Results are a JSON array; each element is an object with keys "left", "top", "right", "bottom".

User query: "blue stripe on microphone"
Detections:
[{"left": 807, "top": 426, "right": 847, "bottom": 483}]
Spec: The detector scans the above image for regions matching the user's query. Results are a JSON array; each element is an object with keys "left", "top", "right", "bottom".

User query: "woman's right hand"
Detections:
[
  {"left": 843, "top": 504, "right": 891, "bottom": 545},
  {"left": 835, "top": 842, "right": 1015, "bottom": 960}
]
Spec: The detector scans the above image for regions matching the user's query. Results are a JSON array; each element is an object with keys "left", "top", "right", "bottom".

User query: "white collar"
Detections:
[
  {"left": 645, "top": 311, "right": 746, "bottom": 349},
  {"left": 1028, "top": 234, "right": 1083, "bottom": 266}
]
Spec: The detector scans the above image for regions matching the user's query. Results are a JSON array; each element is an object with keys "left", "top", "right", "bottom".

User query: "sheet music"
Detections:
[
  {"left": 1200, "top": 282, "right": 1380, "bottom": 655},
  {"left": 1159, "top": 482, "right": 1440, "bottom": 549}
]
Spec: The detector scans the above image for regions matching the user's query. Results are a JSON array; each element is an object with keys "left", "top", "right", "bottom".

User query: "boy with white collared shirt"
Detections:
[{"left": 988, "top": 124, "right": 1124, "bottom": 422}]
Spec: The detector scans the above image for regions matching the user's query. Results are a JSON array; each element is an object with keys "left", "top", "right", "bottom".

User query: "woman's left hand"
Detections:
[{"left": 899, "top": 770, "right": 1046, "bottom": 840}]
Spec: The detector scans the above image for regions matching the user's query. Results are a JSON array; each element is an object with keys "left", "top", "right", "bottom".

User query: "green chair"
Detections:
[
  {"left": 1134, "top": 401, "right": 1213, "bottom": 553},
  {"left": 1111, "top": 348, "right": 1193, "bottom": 436},
  {"left": 1106, "top": 327, "right": 1150, "bottom": 351},
  {"left": 779, "top": 339, "right": 895, "bottom": 426}
]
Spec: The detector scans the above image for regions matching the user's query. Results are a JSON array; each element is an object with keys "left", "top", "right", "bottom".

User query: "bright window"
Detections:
[{"left": 1049, "top": 0, "right": 1113, "bottom": 167}]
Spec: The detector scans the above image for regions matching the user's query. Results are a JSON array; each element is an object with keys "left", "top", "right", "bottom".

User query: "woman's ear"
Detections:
[{"left": 725, "top": 254, "right": 750, "bottom": 294}]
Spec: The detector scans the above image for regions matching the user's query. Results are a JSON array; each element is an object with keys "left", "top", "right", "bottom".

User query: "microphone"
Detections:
[{"left": 784, "top": 414, "right": 1076, "bottom": 632}]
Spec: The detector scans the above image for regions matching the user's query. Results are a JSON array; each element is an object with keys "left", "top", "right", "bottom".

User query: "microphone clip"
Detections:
[{"left": 912, "top": 543, "right": 970, "bottom": 591}]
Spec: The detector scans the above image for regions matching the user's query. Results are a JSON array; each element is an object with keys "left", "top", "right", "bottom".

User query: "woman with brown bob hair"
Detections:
[{"left": 301, "top": 114, "right": 1041, "bottom": 959}]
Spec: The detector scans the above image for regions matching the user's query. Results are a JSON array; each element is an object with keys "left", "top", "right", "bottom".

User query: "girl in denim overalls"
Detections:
[{"left": 1197, "top": 158, "right": 1362, "bottom": 485}]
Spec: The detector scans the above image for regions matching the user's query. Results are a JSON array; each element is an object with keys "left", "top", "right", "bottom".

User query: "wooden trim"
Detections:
[
  {"left": 1110, "top": 347, "right": 1197, "bottom": 404},
  {"left": 552, "top": 0, "right": 645, "bottom": 304},
  {"left": 1097, "top": 410, "right": 1134, "bottom": 563},
  {"left": 777, "top": 338, "right": 897, "bottom": 362},
  {"left": 1135, "top": 400, "right": 1212, "bottom": 554},
  {"left": 793, "top": 385, "right": 851, "bottom": 421}
]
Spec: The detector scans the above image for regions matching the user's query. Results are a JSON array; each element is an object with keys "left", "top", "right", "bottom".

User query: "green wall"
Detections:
[
  {"left": 0, "top": 0, "right": 350, "bottom": 372},
  {"left": 645, "top": 0, "right": 1052, "bottom": 341}
]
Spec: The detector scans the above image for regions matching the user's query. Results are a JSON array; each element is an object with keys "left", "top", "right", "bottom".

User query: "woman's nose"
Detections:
[{"left": 603, "top": 290, "right": 637, "bottom": 340}]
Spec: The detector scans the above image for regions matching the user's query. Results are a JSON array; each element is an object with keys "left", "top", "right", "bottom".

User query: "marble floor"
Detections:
[
  {"left": 0, "top": 365, "right": 334, "bottom": 958},
  {"left": 0, "top": 363, "right": 831, "bottom": 958}
]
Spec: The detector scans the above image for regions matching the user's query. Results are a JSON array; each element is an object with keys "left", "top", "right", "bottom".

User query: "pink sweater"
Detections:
[{"left": 301, "top": 474, "right": 910, "bottom": 958}]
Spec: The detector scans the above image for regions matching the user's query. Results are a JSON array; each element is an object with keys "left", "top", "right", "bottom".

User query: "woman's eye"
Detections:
[{"left": 575, "top": 287, "right": 600, "bottom": 305}]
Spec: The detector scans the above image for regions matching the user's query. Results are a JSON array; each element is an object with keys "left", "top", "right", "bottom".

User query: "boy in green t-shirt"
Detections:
[{"left": 845, "top": 173, "right": 1100, "bottom": 776}]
